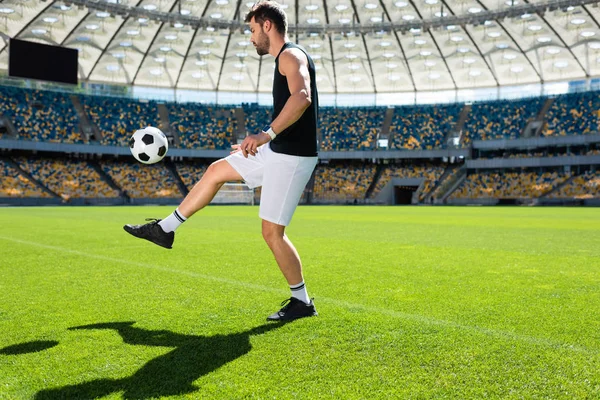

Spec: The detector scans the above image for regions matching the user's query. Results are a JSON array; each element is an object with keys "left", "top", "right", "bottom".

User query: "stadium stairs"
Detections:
[
  {"left": 234, "top": 107, "right": 247, "bottom": 143},
  {"left": 316, "top": 126, "right": 322, "bottom": 147},
  {"left": 2, "top": 156, "right": 61, "bottom": 200},
  {"left": 414, "top": 182, "right": 428, "bottom": 203},
  {"left": 522, "top": 98, "right": 555, "bottom": 138},
  {"left": 365, "top": 164, "right": 385, "bottom": 200},
  {"left": 536, "top": 98, "right": 556, "bottom": 134},
  {"left": 436, "top": 166, "right": 467, "bottom": 204},
  {"left": 539, "top": 173, "right": 579, "bottom": 199},
  {"left": 380, "top": 108, "right": 395, "bottom": 147},
  {"left": 0, "top": 116, "right": 18, "bottom": 138},
  {"left": 164, "top": 159, "right": 189, "bottom": 197},
  {"left": 158, "top": 103, "right": 180, "bottom": 147},
  {"left": 70, "top": 95, "right": 102, "bottom": 142},
  {"left": 448, "top": 104, "right": 471, "bottom": 146},
  {"left": 303, "top": 168, "right": 317, "bottom": 204},
  {"left": 424, "top": 164, "right": 460, "bottom": 204},
  {"left": 88, "top": 160, "right": 130, "bottom": 202}
]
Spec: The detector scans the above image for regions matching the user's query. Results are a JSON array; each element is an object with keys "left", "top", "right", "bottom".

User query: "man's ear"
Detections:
[{"left": 263, "top": 19, "right": 271, "bottom": 32}]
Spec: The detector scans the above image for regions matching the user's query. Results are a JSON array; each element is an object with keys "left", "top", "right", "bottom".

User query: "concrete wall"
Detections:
[
  {"left": 472, "top": 134, "right": 600, "bottom": 150},
  {"left": 467, "top": 155, "right": 600, "bottom": 169},
  {"left": 0, "top": 139, "right": 470, "bottom": 161}
]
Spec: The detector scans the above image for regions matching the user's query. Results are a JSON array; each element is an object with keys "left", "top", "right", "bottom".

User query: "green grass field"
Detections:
[{"left": 0, "top": 206, "right": 599, "bottom": 399}]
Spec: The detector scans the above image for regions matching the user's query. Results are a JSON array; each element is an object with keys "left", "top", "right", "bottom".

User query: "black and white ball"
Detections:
[{"left": 129, "top": 127, "right": 168, "bottom": 164}]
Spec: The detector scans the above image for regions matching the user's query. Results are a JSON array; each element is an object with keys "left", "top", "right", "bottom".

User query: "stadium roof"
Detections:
[{"left": 1, "top": 0, "right": 600, "bottom": 94}]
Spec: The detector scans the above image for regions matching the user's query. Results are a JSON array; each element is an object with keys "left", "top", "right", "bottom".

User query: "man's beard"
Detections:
[{"left": 255, "top": 33, "right": 270, "bottom": 56}]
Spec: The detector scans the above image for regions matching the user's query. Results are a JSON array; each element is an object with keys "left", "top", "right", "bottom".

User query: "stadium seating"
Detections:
[
  {"left": 450, "top": 171, "right": 571, "bottom": 199},
  {"left": 319, "top": 107, "right": 384, "bottom": 151},
  {"left": 169, "top": 103, "right": 237, "bottom": 149},
  {"left": 100, "top": 159, "right": 181, "bottom": 198},
  {"left": 0, "top": 158, "right": 50, "bottom": 198},
  {"left": 2, "top": 83, "right": 600, "bottom": 205},
  {"left": 313, "top": 162, "right": 377, "bottom": 202},
  {"left": 82, "top": 95, "right": 161, "bottom": 146},
  {"left": 462, "top": 97, "right": 544, "bottom": 143},
  {"left": 0, "top": 86, "right": 82, "bottom": 143},
  {"left": 241, "top": 104, "right": 384, "bottom": 151},
  {"left": 242, "top": 103, "right": 272, "bottom": 136},
  {"left": 175, "top": 161, "right": 210, "bottom": 191},
  {"left": 547, "top": 170, "right": 600, "bottom": 198},
  {"left": 3, "top": 85, "right": 600, "bottom": 152},
  {"left": 371, "top": 164, "right": 444, "bottom": 201},
  {"left": 543, "top": 91, "right": 600, "bottom": 136},
  {"left": 390, "top": 104, "right": 462, "bottom": 150},
  {"left": 13, "top": 156, "right": 120, "bottom": 199}
]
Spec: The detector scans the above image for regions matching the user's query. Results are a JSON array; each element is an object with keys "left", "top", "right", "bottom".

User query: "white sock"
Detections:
[
  {"left": 158, "top": 208, "right": 187, "bottom": 233},
  {"left": 290, "top": 281, "right": 310, "bottom": 304}
]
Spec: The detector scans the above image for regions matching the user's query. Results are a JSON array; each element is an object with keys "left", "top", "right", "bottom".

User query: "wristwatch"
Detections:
[{"left": 262, "top": 125, "right": 276, "bottom": 140}]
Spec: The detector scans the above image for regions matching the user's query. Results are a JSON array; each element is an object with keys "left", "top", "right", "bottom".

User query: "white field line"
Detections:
[{"left": 0, "top": 235, "right": 595, "bottom": 355}]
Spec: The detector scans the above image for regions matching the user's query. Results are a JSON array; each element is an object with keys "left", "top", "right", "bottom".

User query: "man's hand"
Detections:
[{"left": 232, "top": 132, "right": 271, "bottom": 158}]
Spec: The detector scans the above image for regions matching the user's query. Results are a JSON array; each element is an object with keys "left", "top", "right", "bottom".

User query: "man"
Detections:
[{"left": 124, "top": 0, "right": 319, "bottom": 322}]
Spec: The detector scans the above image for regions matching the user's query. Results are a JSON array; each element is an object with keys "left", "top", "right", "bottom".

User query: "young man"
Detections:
[{"left": 124, "top": 0, "right": 319, "bottom": 322}]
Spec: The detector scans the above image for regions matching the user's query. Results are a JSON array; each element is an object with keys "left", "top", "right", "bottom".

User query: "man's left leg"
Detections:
[
  {"left": 257, "top": 147, "right": 318, "bottom": 321},
  {"left": 262, "top": 219, "right": 317, "bottom": 321}
]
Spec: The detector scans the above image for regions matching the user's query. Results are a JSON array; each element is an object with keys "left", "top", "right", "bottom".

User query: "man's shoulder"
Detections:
[
  {"left": 279, "top": 46, "right": 309, "bottom": 65},
  {"left": 280, "top": 46, "right": 304, "bottom": 56}
]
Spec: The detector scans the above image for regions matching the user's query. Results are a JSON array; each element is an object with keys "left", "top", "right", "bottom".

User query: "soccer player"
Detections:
[{"left": 124, "top": 0, "right": 319, "bottom": 322}]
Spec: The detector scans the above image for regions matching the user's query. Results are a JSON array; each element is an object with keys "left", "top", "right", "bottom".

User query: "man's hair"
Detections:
[{"left": 245, "top": 1, "right": 288, "bottom": 35}]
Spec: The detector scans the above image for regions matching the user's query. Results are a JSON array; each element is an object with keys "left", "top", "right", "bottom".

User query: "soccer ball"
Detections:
[{"left": 129, "top": 127, "right": 168, "bottom": 164}]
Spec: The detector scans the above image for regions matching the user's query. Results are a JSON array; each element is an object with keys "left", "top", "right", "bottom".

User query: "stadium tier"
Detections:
[
  {"left": 319, "top": 107, "right": 385, "bottom": 151},
  {"left": 390, "top": 104, "right": 462, "bottom": 150},
  {"left": 169, "top": 103, "right": 237, "bottom": 150},
  {"left": 175, "top": 161, "right": 210, "bottom": 191},
  {"left": 242, "top": 103, "right": 272, "bottom": 136},
  {"left": 544, "top": 91, "right": 600, "bottom": 137},
  {"left": 2, "top": 86, "right": 600, "bottom": 150},
  {"left": 449, "top": 171, "right": 572, "bottom": 200},
  {"left": 546, "top": 170, "right": 600, "bottom": 199},
  {"left": 81, "top": 94, "right": 161, "bottom": 147},
  {"left": 312, "top": 161, "right": 377, "bottom": 203},
  {"left": 462, "top": 97, "right": 545, "bottom": 143},
  {"left": 12, "top": 156, "right": 120, "bottom": 199},
  {"left": 0, "top": 86, "right": 82, "bottom": 143},
  {"left": 1, "top": 85, "right": 599, "bottom": 205},
  {"left": 0, "top": 158, "right": 51, "bottom": 198},
  {"left": 100, "top": 159, "right": 181, "bottom": 199}
]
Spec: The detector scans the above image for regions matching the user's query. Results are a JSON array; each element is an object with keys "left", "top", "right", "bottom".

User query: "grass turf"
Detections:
[{"left": 0, "top": 205, "right": 598, "bottom": 399}]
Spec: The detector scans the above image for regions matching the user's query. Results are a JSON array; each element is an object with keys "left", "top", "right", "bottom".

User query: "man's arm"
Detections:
[
  {"left": 269, "top": 48, "right": 312, "bottom": 135},
  {"left": 235, "top": 47, "right": 312, "bottom": 158}
]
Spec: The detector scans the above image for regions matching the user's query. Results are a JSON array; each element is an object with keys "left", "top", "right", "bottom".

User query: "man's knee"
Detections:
[
  {"left": 262, "top": 220, "right": 284, "bottom": 247},
  {"left": 204, "top": 159, "right": 237, "bottom": 185},
  {"left": 204, "top": 161, "right": 220, "bottom": 180}
]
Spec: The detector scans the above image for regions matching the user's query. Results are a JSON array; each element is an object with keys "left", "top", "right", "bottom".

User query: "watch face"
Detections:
[{"left": 262, "top": 125, "right": 271, "bottom": 132}]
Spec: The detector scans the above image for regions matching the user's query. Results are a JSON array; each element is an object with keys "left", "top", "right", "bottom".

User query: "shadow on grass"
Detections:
[
  {"left": 33, "top": 321, "right": 285, "bottom": 399},
  {"left": 0, "top": 340, "right": 59, "bottom": 355}
]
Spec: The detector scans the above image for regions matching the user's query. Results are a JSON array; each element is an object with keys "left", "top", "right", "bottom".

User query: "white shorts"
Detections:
[{"left": 225, "top": 143, "right": 318, "bottom": 226}]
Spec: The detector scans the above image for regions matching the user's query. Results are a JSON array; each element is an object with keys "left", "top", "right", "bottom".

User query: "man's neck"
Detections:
[{"left": 269, "top": 36, "right": 290, "bottom": 58}]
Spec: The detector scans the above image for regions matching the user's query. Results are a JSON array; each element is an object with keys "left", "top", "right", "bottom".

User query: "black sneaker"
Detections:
[
  {"left": 123, "top": 218, "right": 174, "bottom": 249},
  {"left": 267, "top": 298, "right": 318, "bottom": 321}
]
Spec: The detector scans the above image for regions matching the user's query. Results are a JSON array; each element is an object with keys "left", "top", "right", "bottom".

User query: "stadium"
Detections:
[{"left": 0, "top": 0, "right": 599, "bottom": 399}]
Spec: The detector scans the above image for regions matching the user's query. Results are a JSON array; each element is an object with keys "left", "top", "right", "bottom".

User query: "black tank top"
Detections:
[{"left": 270, "top": 42, "right": 318, "bottom": 157}]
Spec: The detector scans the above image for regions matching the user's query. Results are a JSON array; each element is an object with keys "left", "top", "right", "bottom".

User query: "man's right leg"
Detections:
[
  {"left": 178, "top": 159, "right": 243, "bottom": 218},
  {"left": 123, "top": 159, "right": 242, "bottom": 249}
]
